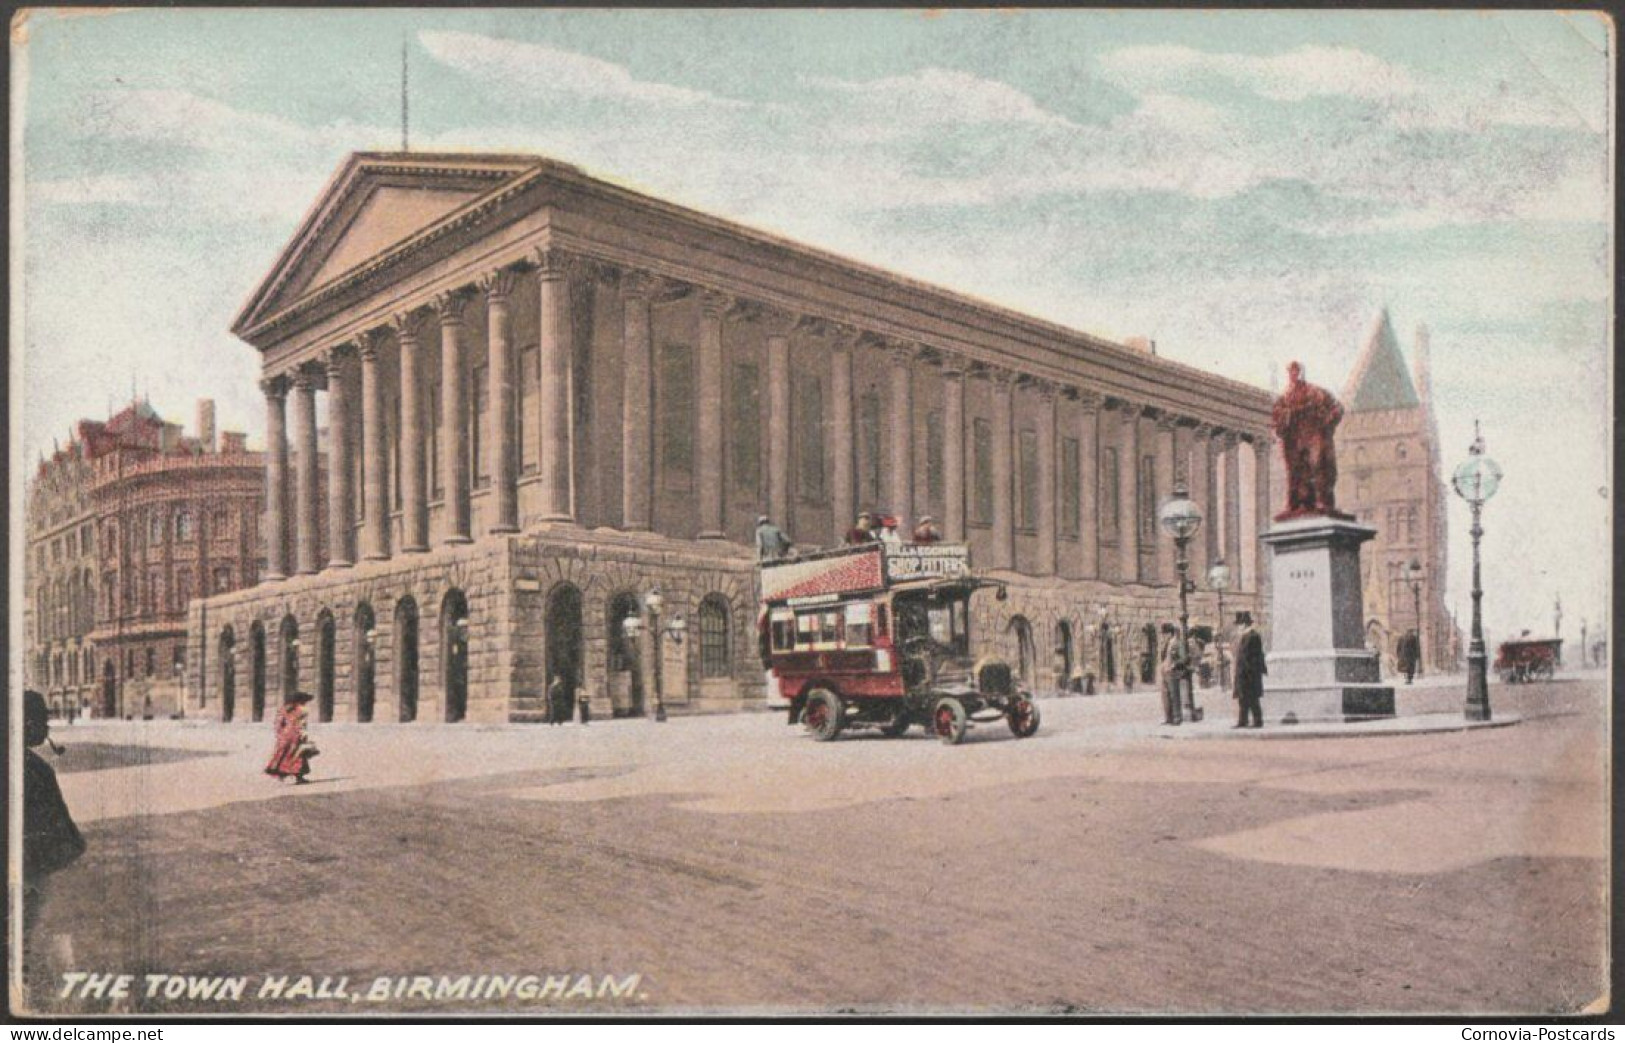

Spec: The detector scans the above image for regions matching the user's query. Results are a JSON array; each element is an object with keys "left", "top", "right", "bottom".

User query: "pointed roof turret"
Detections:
[{"left": 1342, "top": 308, "right": 1420, "bottom": 413}]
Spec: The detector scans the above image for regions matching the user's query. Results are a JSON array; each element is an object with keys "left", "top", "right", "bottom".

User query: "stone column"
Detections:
[
  {"left": 1036, "top": 381, "right": 1058, "bottom": 575},
  {"left": 357, "top": 330, "right": 390, "bottom": 561},
  {"left": 1153, "top": 413, "right": 1177, "bottom": 585},
  {"left": 535, "top": 247, "right": 575, "bottom": 524},
  {"left": 291, "top": 367, "right": 320, "bottom": 576},
  {"left": 1221, "top": 432, "right": 1243, "bottom": 588},
  {"left": 990, "top": 369, "right": 1015, "bottom": 570},
  {"left": 695, "top": 289, "right": 730, "bottom": 539},
  {"left": 324, "top": 345, "right": 355, "bottom": 568},
  {"left": 395, "top": 312, "right": 428, "bottom": 553},
  {"left": 1075, "top": 390, "right": 1101, "bottom": 578},
  {"left": 1189, "top": 423, "right": 1212, "bottom": 582},
  {"left": 261, "top": 377, "right": 289, "bottom": 581},
  {"left": 1117, "top": 403, "right": 1140, "bottom": 584},
  {"left": 941, "top": 354, "right": 967, "bottom": 542},
  {"left": 433, "top": 291, "right": 472, "bottom": 545},
  {"left": 763, "top": 309, "right": 796, "bottom": 528},
  {"left": 829, "top": 328, "right": 857, "bottom": 542},
  {"left": 620, "top": 272, "right": 655, "bottom": 531},
  {"left": 886, "top": 341, "right": 915, "bottom": 531},
  {"left": 1253, "top": 435, "right": 1272, "bottom": 598},
  {"left": 483, "top": 268, "right": 521, "bottom": 535}
]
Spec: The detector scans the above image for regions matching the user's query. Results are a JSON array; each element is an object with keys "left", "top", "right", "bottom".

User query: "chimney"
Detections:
[
  {"left": 197, "top": 399, "right": 217, "bottom": 453},
  {"left": 1413, "top": 324, "right": 1432, "bottom": 404},
  {"left": 1123, "top": 336, "right": 1157, "bottom": 355},
  {"left": 220, "top": 431, "right": 247, "bottom": 454}
]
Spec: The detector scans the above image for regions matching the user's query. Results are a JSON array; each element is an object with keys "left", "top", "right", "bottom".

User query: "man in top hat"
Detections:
[
  {"left": 912, "top": 516, "right": 942, "bottom": 544},
  {"left": 1232, "top": 611, "right": 1267, "bottom": 728},
  {"left": 1157, "top": 623, "right": 1187, "bottom": 725},
  {"left": 754, "top": 514, "right": 793, "bottom": 563}
]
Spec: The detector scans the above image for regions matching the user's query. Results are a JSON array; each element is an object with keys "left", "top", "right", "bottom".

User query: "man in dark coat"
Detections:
[
  {"left": 23, "top": 689, "right": 85, "bottom": 941},
  {"left": 1232, "top": 611, "right": 1267, "bottom": 728},
  {"left": 1397, "top": 630, "right": 1420, "bottom": 684}
]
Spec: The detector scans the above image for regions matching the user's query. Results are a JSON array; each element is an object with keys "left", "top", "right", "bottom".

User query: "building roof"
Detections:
[{"left": 1342, "top": 309, "right": 1421, "bottom": 413}]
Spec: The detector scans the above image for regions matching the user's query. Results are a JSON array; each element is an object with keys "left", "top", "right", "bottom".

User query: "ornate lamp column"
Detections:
[
  {"left": 261, "top": 376, "right": 290, "bottom": 581},
  {"left": 1452, "top": 422, "right": 1502, "bottom": 721},
  {"left": 1159, "top": 481, "right": 1204, "bottom": 721}
]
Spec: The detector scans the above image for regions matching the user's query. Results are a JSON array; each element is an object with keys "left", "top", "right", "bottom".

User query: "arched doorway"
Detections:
[
  {"left": 280, "top": 615, "right": 300, "bottom": 702},
  {"left": 395, "top": 596, "right": 419, "bottom": 723},
  {"left": 316, "top": 610, "right": 336, "bottom": 723},
  {"left": 354, "top": 603, "right": 376, "bottom": 723},
  {"left": 1140, "top": 623, "right": 1158, "bottom": 684},
  {"left": 100, "top": 660, "right": 117, "bottom": 718},
  {"left": 1008, "top": 615, "right": 1036, "bottom": 683},
  {"left": 1057, "top": 620, "right": 1075, "bottom": 690},
  {"left": 219, "top": 627, "right": 236, "bottom": 722},
  {"left": 249, "top": 621, "right": 267, "bottom": 721},
  {"left": 442, "top": 589, "right": 469, "bottom": 723},
  {"left": 607, "top": 592, "right": 644, "bottom": 717},
  {"left": 545, "top": 584, "right": 583, "bottom": 722}
]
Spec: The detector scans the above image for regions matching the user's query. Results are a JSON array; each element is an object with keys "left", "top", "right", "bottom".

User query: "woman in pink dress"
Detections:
[{"left": 264, "top": 691, "right": 316, "bottom": 784}]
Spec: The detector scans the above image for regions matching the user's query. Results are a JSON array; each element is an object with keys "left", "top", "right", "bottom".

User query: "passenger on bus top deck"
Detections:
[
  {"left": 877, "top": 515, "right": 903, "bottom": 545},
  {"left": 912, "top": 516, "right": 941, "bottom": 544},
  {"left": 845, "top": 512, "right": 879, "bottom": 546}
]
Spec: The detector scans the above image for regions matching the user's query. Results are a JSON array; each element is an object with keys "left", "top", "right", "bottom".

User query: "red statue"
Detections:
[{"left": 1271, "top": 361, "right": 1351, "bottom": 522}]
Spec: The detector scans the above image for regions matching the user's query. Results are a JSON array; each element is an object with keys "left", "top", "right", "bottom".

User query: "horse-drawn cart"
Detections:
[{"left": 1494, "top": 638, "right": 1560, "bottom": 684}]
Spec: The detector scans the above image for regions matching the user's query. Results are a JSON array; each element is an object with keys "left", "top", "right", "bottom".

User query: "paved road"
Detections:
[{"left": 22, "top": 677, "right": 1608, "bottom": 1016}]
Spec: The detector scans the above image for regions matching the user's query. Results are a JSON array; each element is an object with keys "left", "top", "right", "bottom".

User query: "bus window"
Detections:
[
  {"left": 771, "top": 617, "right": 796, "bottom": 651},
  {"left": 845, "top": 603, "right": 873, "bottom": 647},
  {"left": 797, "top": 613, "right": 817, "bottom": 648},
  {"left": 928, "top": 604, "right": 953, "bottom": 645},
  {"left": 820, "top": 612, "right": 840, "bottom": 646}
]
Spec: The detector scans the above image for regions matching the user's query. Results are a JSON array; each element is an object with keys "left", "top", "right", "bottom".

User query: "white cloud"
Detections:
[
  {"left": 1098, "top": 44, "right": 1418, "bottom": 102},
  {"left": 418, "top": 30, "right": 747, "bottom": 109},
  {"left": 29, "top": 174, "right": 150, "bottom": 206},
  {"left": 803, "top": 66, "right": 1076, "bottom": 128}
]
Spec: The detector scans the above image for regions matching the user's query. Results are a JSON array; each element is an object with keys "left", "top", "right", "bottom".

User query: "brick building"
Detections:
[
  {"left": 1335, "top": 310, "right": 1459, "bottom": 674},
  {"left": 189, "top": 151, "right": 1275, "bottom": 725},
  {"left": 23, "top": 398, "right": 267, "bottom": 718}
]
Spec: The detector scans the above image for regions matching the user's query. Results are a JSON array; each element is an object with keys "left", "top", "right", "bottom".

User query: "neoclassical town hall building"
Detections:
[{"left": 188, "top": 151, "right": 1275, "bottom": 724}]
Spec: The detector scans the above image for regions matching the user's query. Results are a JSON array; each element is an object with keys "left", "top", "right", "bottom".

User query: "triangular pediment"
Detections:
[
  {"left": 1342, "top": 309, "right": 1420, "bottom": 413},
  {"left": 234, "top": 152, "right": 543, "bottom": 338}
]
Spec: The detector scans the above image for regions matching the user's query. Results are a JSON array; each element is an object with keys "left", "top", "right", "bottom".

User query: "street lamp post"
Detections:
[
  {"left": 1208, "top": 559, "right": 1230, "bottom": 691},
  {"left": 1554, "top": 595, "right": 1563, "bottom": 666},
  {"left": 1406, "top": 558, "right": 1425, "bottom": 680},
  {"left": 1159, "top": 481, "right": 1205, "bottom": 721},
  {"left": 630, "top": 588, "right": 687, "bottom": 723},
  {"left": 1451, "top": 421, "right": 1502, "bottom": 722}
]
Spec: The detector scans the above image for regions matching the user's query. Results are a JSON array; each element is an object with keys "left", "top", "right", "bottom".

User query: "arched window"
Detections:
[
  {"left": 698, "top": 595, "right": 731, "bottom": 679},
  {"left": 176, "top": 511, "right": 193, "bottom": 542},
  {"left": 149, "top": 512, "right": 164, "bottom": 543}
]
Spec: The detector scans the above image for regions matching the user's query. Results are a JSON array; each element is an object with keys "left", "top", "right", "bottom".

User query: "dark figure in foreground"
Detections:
[
  {"left": 265, "top": 691, "right": 316, "bottom": 784},
  {"left": 1158, "top": 623, "right": 1187, "bottom": 726},
  {"left": 1271, "top": 361, "right": 1348, "bottom": 521},
  {"left": 547, "top": 674, "right": 568, "bottom": 726},
  {"left": 1397, "top": 630, "right": 1421, "bottom": 685},
  {"left": 1232, "top": 611, "right": 1267, "bottom": 728},
  {"left": 23, "top": 689, "right": 85, "bottom": 937}
]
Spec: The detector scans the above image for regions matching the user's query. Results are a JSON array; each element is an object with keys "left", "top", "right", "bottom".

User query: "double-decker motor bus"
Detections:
[{"left": 758, "top": 542, "right": 1039, "bottom": 745}]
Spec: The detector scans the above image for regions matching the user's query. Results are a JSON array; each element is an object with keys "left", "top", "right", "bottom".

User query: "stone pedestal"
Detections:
[{"left": 1261, "top": 517, "right": 1394, "bottom": 723}]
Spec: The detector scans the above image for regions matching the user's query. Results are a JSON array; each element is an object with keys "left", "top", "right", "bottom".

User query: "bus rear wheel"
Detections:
[{"left": 803, "top": 688, "right": 844, "bottom": 742}]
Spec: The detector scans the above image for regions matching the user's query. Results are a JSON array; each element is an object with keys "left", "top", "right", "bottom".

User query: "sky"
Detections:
[{"left": 11, "top": 8, "right": 1614, "bottom": 643}]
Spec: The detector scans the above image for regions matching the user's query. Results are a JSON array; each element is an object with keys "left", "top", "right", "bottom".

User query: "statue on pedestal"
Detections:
[{"left": 1271, "top": 361, "right": 1351, "bottom": 521}]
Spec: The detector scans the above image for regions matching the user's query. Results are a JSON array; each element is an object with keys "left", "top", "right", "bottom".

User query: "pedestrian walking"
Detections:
[
  {"left": 1158, "top": 623, "right": 1186, "bottom": 725},
  {"left": 911, "top": 516, "right": 942, "bottom": 543},
  {"left": 1397, "top": 630, "right": 1420, "bottom": 684},
  {"left": 264, "top": 691, "right": 317, "bottom": 784},
  {"left": 1232, "top": 611, "right": 1266, "bottom": 728},
  {"left": 754, "top": 515, "right": 793, "bottom": 562},
  {"left": 578, "top": 683, "right": 593, "bottom": 725}
]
